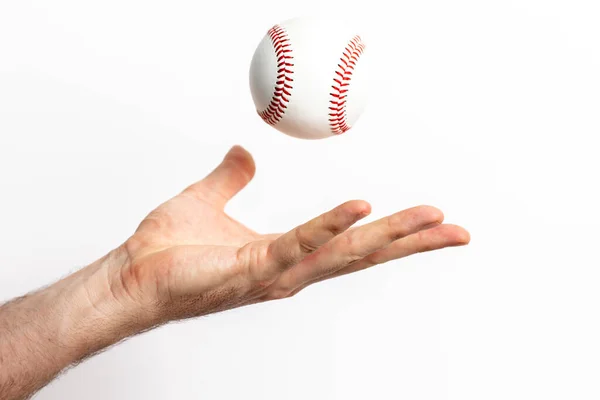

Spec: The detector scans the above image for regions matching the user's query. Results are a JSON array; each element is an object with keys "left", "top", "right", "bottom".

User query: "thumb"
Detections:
[{"left": 185, "top": 145, "right": 256, "bottom": 208}]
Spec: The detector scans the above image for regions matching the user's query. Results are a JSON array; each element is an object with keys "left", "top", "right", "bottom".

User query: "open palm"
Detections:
[{"left": 120, "top": 146, "right": 470, "bottom": 322}]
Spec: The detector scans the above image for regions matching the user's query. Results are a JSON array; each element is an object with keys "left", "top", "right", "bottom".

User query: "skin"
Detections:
[{"left": 0, "top": 145, "right": 470, "bottom": 400}]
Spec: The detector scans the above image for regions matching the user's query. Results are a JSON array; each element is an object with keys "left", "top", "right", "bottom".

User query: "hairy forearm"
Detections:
[{"left": 0, "top": 247, "right": 143, "bottom": 400}]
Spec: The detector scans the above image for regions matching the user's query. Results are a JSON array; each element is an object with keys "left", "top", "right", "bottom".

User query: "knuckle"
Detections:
[
  {"left": 239, "top": 241, "right": 273, "bottom": 279},
  {"left": 361, "top": 254, "right": 379, "bottom": 268},
  {"left": 262, "top": 277, "right": 301, "bottom": 301},
  {"left": 295, "top": 228, "right": 319, "bottom": 254},
  {"left": 338, "top": 234, "right": 365, "bottom": 262},
  {"left": 298, "top": 240, "right": 319, "bottom": 255},
  {"left": 339, "top": 232, "right": 355, "bottom": 248},
  {"left": 344, "top": 253, "right": 364, "bottom": 266},
  {"left": 415, "top": 230, "right": 435, "bottom": 253},
  {"left": 387, "top": 213, "right": 410, "bottom": 240},
  {"left": 137, "top": 215, "right": 163, "bottom": 233},
  {"left": 323, "top": 213, "right": 344, "bottom": 236},
  {"left": 264, "top": 287, "right": 294, "bottom": 301},
  {"left": 326, "top": 223, "right": 343, "bottom": 237}
]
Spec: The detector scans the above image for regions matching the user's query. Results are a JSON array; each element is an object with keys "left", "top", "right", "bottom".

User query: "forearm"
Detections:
[{"left": 0, "top": 247, "right": 142, "bottom": 400}]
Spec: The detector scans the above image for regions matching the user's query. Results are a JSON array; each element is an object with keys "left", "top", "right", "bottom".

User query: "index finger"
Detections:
[{"left": 267, "top": 200, "right": 371, "bottom": 273}]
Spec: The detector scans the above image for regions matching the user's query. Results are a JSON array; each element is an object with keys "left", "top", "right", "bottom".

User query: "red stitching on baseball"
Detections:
[
  {"left": 258, "top": 25, "right": 294, "bottom": 125},
  {"left": 329, "top": 35, "right": 365, "bottom": 134}
]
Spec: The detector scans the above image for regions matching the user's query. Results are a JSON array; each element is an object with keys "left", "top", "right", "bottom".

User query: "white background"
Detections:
[{"left": 1, "top": 0, "right": 599, "bottom": 399}]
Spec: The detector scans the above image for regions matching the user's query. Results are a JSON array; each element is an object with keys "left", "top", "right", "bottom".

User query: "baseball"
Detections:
[{"left": 249, "top": 16, "right": 369, "bottom": 140}]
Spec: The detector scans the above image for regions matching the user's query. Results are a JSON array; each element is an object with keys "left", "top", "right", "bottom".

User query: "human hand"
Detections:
[
  {"left": 108, "top": 146, "right": 470, "bottom": 326},
  {"left": 0, "top": 145, "right": 470, "bottom": 400}
]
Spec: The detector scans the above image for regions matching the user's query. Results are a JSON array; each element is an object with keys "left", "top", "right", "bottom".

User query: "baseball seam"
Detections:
[
  {"left": 258, "top": 25, "right": 294, "bottom": 125},
  {"left": 329, "top": 35, "right": 366, "bottom": 135}
]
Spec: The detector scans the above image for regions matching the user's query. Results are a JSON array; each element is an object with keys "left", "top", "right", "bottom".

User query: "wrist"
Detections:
[
  {"left": 61, "top": 245, "right": 158, "bottom": 359},
  {"left": 0, "top": 246, "right": 156, "bottom": 398}
]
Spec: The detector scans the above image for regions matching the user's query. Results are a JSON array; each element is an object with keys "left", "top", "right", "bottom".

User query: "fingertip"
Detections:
[
  {"left": 456, "top": 228, "right": 471, "bottom": 245},
  {"left": 356, "top": 200, "right": 372, "bottom": 216},
  {"left": 228, "top": 144, "right": 248, "bottom": 155},
  {"left": 346, "top": 200, "right": 372, "bottom": 218},
  {"left": 417, "top": 205, "right": 445, "bottom": 224},
  {"left": 438, "top": 224, "right": 471, "bottom": 246},
  {"left": 225, "top": 145, "right": 256, "bottom": 178},
  {"left": 226, "top": 145, "right": 251, "bottom": 161}
]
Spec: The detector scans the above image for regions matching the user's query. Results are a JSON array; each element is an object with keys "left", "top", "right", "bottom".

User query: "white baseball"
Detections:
[{"left": 249, "top": 16, "right": 369, "bottom": 140}]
